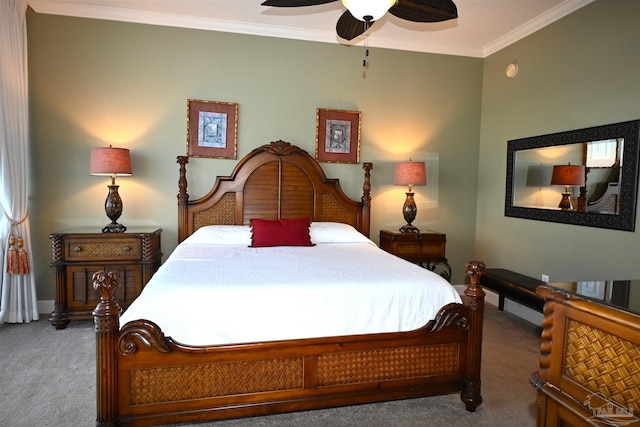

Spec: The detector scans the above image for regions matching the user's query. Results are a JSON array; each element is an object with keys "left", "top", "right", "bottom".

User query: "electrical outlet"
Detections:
[{"left": 541, "top": 274, "right": 549, "bottom": 283}]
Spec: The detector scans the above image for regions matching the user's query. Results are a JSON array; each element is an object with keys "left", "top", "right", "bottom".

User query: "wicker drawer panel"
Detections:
[{"left": 65, "top": 239, "right": 141, "bottom": 261}]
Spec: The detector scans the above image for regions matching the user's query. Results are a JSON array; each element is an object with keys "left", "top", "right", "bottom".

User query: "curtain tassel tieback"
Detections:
[
  {"left": 4, "top": 210, "right": 30, "bottom": 275},
  {"left": 6, "top": 235, "right": 29, "bottom": 275},
  {"left": 17, "top": 236, "right": 30, "bottom": 274},
  {"left": 6, "top": 235, "right": 17, "bottom": 273}
]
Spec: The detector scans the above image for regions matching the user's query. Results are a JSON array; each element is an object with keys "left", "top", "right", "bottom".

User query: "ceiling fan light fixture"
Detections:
[{"left": 341, "top": 0, "right": 396, "bottom": 22}]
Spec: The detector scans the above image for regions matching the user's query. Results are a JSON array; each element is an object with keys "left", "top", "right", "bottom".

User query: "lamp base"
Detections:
[
  {"left": 400, "top": 191, "right": 420, "bottom": 233},
  {"left": 102, "top": 183, "right": 126, "bottom": 233},
  {"left": 102, "top": 222, "right": 127, "bottom": 233},
  {"left": 558, "top": 192, "right": 573, "bottom": 211},
  {"left": 399, "top": 224, "right": 420, "bottom": 233}
]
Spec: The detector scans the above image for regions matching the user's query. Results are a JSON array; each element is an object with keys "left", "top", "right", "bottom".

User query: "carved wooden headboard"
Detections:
[{"left": 177, "top": 140, "right": 372, "bottom": 242}]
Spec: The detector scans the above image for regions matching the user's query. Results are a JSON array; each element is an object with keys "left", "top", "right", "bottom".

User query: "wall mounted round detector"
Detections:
[{"left": 506, "top": 62, "right": 519, "bottom": 78}]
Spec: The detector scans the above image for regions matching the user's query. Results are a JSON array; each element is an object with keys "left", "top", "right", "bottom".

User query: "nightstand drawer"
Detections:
[
  {"left": 394, "top": 241, "right": 445, "bottom": 259},
  {"left": 379, "top": 230, "right": 446, "bottom": 262},
  {"left": 379, "top": 229, "right": 451, "bottom": 282},
  {"left": 64, "top": 238, "right": 141, "bottom": 261}
]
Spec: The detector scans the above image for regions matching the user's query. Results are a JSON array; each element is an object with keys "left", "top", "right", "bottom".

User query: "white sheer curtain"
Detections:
[{"left": 0, "top": 0, "right": 38, "bottom": 323}]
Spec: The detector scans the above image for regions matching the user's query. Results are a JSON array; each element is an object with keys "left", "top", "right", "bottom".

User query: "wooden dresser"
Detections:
[
  {"left": 48, "top": 228, "right": 162, "bottom": 329},
  {"left": 530, "top": 281, "right": 640, "bottom": 426},
  {"left": 379, "top": 229, "right": 450, "bottom": 281}
]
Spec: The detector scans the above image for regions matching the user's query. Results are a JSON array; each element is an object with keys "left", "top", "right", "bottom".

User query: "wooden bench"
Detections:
[{"left": 480, "top": 268, "right": 545, "bottom": 312}]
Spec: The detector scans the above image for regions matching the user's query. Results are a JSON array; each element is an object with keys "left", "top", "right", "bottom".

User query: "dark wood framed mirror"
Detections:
[{"left": 505, "top": 120, "right": 640, "bottom": 231}]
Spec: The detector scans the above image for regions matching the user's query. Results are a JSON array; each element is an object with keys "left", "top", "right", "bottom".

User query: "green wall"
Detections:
[
  {"left": 476, "top": 0, "right": 640, "bottom": 281},
  {"left": 27, "top": 10, "right": 483, "bottom": 300},
  {"left": 27, "top": 0, "right": 640, "bottom": 305}
]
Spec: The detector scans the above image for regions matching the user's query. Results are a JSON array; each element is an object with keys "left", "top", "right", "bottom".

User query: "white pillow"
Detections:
[
  {"left": 309, "top": 222, "right": 373, "bottom": 244},
  {"left": 182, "top": 222, "right": 373, "bottom": 246},
  {"left": 182, "top": 225, "right": 252, "bottom": 245}
]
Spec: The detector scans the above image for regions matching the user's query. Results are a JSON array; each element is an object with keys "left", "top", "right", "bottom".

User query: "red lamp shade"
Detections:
[
  {"left": 393, "top": 161, "right": 427, "bottom": 189},
  {"left": 550, "top": 164, "right": 585, "bottom": 187},
  {"left": 551, "top": 163, "right": 585, "bottom": 211},
  {"left": 90, "top": 146, "right": 133, "bottom": 176}
]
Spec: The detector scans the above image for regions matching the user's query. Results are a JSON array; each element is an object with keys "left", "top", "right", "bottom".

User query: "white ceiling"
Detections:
[{"left": 28, "top": 0, "right": 595, "bottom": 58}]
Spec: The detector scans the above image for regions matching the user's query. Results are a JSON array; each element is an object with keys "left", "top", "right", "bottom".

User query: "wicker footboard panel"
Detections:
[
  {"left": 531, "top": 286, "right": 640, "bottom": 426},
  {"left": 127, "top": 343, "right": 461, "bottom": 405},
  {"left": 114, "top": 312, "right": 468, "bottom": 426}
]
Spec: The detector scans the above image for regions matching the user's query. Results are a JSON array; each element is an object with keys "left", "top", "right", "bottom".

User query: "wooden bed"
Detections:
[{"left": 92, "top": 140, "right": 486, "bottom": 426}]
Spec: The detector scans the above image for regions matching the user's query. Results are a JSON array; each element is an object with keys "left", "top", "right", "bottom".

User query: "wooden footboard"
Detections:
[
  {"left": 93, "top": 262, "right": 485, "bottom": 427},
  {"left": 530, "top": 285, "right": 640, "bottom": 426}
]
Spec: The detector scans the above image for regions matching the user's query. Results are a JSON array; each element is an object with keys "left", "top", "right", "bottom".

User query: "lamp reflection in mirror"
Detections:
[
  {"left": 526, "top": 164, "right": 553, "bottom": 207},
  {"left": 394, "top": 160, "right": 427, "bottom": 233},
  {"left": 551, "top": 163, "right": 585, "bottom": 211},
  {"left": 90, "top": 145, "right": 133, "bottom": 233},
  {"left": 341, "top": 0, "right": 396, "bottom": 21},
  {"left": 526, "top": 165, "right": 553, "bottom": 188}
]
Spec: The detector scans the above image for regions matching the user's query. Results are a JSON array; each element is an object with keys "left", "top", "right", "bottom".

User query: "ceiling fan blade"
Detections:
[
  {"left": 261, "top": 0, "right": 337, "bottom": 6},
  {"left": 336, "top": 10, "right": 375, "bottom": 41},
  {"left": 389, "top": 0, "right": 458, "bottom": 22}
]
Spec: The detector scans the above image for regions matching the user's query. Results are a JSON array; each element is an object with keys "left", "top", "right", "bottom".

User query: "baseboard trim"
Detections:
[
  {"left": 38, "top": 299, "right": 54, "bottom": 316},
  {"left": 453, "top": 286, "right": 542, "bottom": 326},
  {"left": 503, "top": 297, "right": 543, "bottom": 325},
  {"left": 453, "top": 284, "right": 499, "bottom": 306}
]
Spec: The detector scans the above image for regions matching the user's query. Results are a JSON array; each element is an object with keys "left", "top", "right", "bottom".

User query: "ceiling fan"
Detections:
[{"left": 261, "top": 0, "right": 458, "bottom": 41}]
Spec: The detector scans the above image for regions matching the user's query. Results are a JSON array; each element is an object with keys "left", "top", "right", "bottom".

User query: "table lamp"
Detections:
[
  {"left": 551, "top": 163, "right": 585, "bottom": 211},
  {"left": 90, "top": 145, "right": 133, "bottom": 233},
  {"left": 394, "top": 160, "right": 427, "bottom": 233}
]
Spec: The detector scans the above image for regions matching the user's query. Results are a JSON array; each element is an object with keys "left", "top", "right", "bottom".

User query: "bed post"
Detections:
[
  {"left": 362, "top": 162, "right": 372, "bottom": 237},
  {"left": 177, "top": 156, "right": 189, "bottom": 243},
  {"left": 92, "top": 271, "right": 123, "bottom": 427},
  {"left": 461, "top": 260, "right": 486, "bottom": 412}
]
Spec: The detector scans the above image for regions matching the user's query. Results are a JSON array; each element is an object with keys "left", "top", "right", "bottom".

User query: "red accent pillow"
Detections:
[{"left": 250, "top": 218, "right": 313, "bottom": 247}]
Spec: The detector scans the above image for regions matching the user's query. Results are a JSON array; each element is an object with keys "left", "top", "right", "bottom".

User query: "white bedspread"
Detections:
[{"left": 120, "top": 228, "right": 461, "bottom": 346}]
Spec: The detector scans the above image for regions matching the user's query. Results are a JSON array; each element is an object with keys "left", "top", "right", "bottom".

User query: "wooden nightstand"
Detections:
[
  {"left": 48, "top": 227, "right": 162, "bottom": 329},
  {"left": 379, "top": 229, "right": 451, "bottom": 281}
]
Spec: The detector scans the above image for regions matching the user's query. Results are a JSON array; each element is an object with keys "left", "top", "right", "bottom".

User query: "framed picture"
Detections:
[
  {"left": 316, "top": 108, "right": 361, "bottom": 164},
  {"left": 187, "top": 99, "right": 238, "bottom": 159}
]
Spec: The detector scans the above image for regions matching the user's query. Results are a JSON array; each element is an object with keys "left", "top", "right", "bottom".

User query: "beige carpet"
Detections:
[{"left": 0, "top": 303, "right": 541, "bottom": 427}]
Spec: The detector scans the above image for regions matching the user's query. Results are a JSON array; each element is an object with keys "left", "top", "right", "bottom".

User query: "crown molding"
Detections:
[
  {"left": 29, "top": 0, "right": 594, "bottom": 58},
  {"left": 482, "top": 0, "right": 596, "bottom": 57}
]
